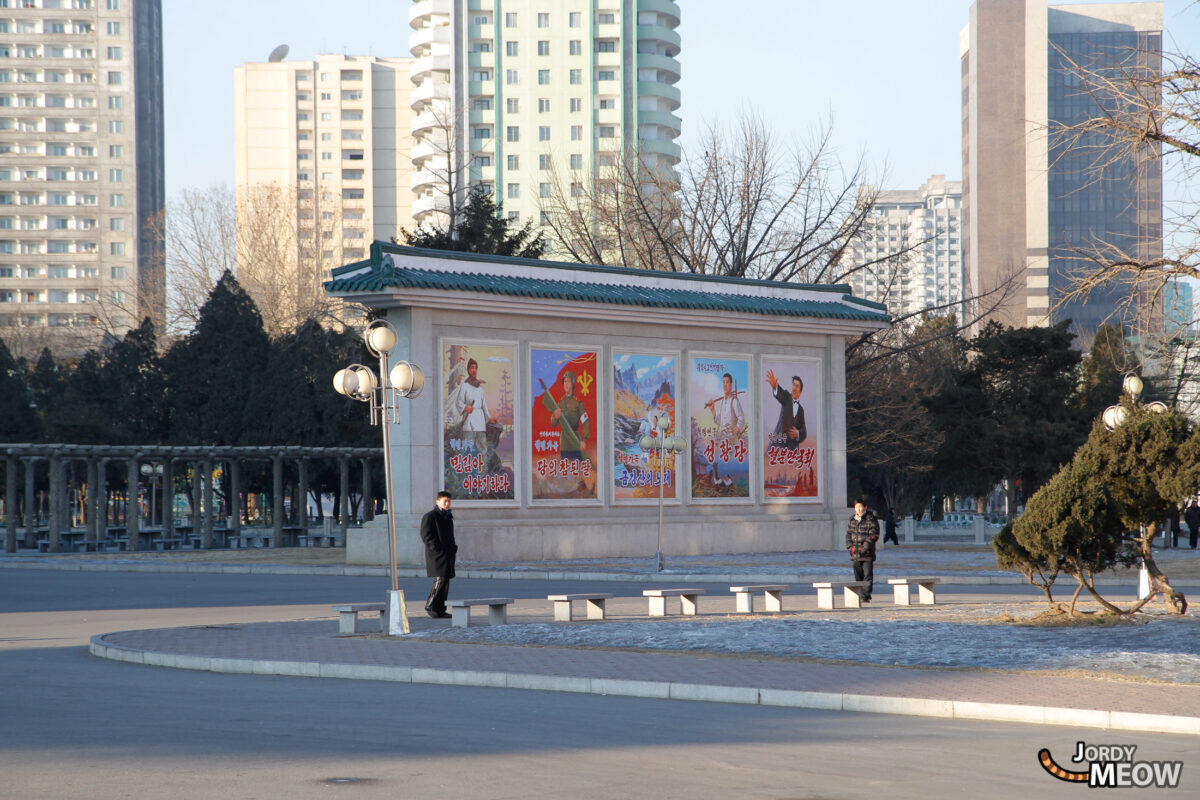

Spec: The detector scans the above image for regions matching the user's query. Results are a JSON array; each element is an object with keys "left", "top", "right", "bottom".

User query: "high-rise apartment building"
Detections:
[
  {"left": 961, "top": 0, "right": 1162, "bottom": 340},
  {"left": 0, "top": 0, "right": 163, "bottom": 354},
  {"left": 408, "top": 0, "right": 681, "bottom": 233},
  {"left": 843, "top": 175, "right": 963, "bottom": 323},
  {"left": 234, "top": 53, "right": 414, "bottom": 324}
]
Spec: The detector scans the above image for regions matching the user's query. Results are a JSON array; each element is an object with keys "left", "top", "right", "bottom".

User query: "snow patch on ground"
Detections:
[{"left": 413, "top": 614, "right": 1200, "bottom": 684}]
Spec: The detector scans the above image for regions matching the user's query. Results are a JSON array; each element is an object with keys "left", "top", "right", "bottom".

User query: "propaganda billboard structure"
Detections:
[{"left": 325, "top": 244, "right": 889, "bottom": 565}]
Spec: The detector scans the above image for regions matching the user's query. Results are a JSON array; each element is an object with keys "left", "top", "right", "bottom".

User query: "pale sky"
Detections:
[{"left": 163, "top": 0, "right": 1200, "bottom": 199}]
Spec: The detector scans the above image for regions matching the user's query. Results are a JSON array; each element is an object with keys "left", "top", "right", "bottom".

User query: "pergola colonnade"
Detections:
[{"left": 1, "top": 444, "right": 381, "bottom": 553}]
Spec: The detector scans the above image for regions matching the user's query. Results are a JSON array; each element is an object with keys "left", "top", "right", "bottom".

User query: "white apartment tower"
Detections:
[
  {"left": 844, "top": 176, "right": 964, "bottom": 324},
  {"left": 0, "top": 0, "right": 164, "bottom": 354},
  {"left": 234, "top": 54, "right": 414, "bottom": 281},
  {"left": 408, "top": 0, "right": 682, "bottom": 232}
]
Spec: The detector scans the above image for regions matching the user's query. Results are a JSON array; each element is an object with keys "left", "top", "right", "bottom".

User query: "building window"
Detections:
[
  {"left": 570, "top": 98, "right": 582, "bottom": 113},
  {"left": 596, "top": 40, "right": 616, "bottom": 53},
  {"left": 508, "top": 211, "right": 519, "bottom": 223},
  {"left": 106, "top": 71, "right": 122, "bottom": 85},
  {"left": 571, "top": 182, "right": 582, "bottom": 197},
  {"left": 472, "top": 126, "right": 491, "bottom": 139},
  {"left": 569, "top": 40, "right": 582, "bottom": 56},
  {"left": 106, "top": 46, "right": 121, "bottom": 59},
  {"left": 538, "top": 41, "right": 550, "bottom": 56},
  {"left": 507, "top": 154, "right": 519, "bottom": 170},
  {"left": 506, "top": 41, "right": 518, "bottom": 57},
  {"left": 342, "top": 110, "right": 363, "bottom": 120},
  {"left": 539, "top": 155, "right": 552, "bottom": 170},
  {"left": 506, "top": 69, "right": 519, "bottom": 85},
  {"left": 570, "top": 69, "right": 582, "bottom": 85},
  {"left": 109, "top": 193, "right": 123, "bottom": 206},
  {"left": 506, "top": 126, "right": 519, "bottom": 142},
  {"left": 110, "top": 242, "right": 124, "bottom": 255},
  {"left": 108, "top": 169, "right": 123, "bottom": 182},
  {"left": 538, "top": 69, "right": 550, "bottom": 85},
  {"left": 507, "top": 183, "right": 519, "bottom": 199},
  {"left": 507, "top": 98, "right": 519, "bottom": 113},
  {"left": 598, "top": 13, "right": 615, "bottom": 24},
  {"left": 539, "top": 182, "right": 551, "bottom": 198},
  {"left": 108, "top": 144, "right": 122, "bottom": 157},
  {"left": 599, "top": 98, "right": 615, "bottom": 109},
  {"left": 570, "top": 154, "right": 583, "bottom": 169},
  {"left": 110, "top": 266, "right": 125, "bottom": 279},
  {"left": 106, "top": 21, "right": 120, "bottom": 35},
  {"left": 111, "top": 291, "right": 125, "bottom": 305},
  {"left": 537, "top": 12, "right": 549, "bottom": 28},
  {"left": 598, "top": 71, "right": 615, "bottom": 81},
  {"left": 471, "top": 69, "right": 492, "bottom": 82},
  {"left": 505, "top": 12, "right": 517, "bottom": 27},
  {"left": 598, "top": 126, "right": 616, "bottom": 138},
  {"left": 569, "top": 12, "right": 582, "bottom": 28},
  {"left": 538, "top": 126, "right": 551, "bottom": 141},
  {"left": 109, "top": 120, "right": 122, "bottom": 133},
  {"left": 474, "top": 155, "right": 492, "bottom": 167},
  {"left": 570, "top": 126, "right": 582, "bottom": 141},
  {"left": 538, "top": 98, "right": 550, "bottom": 113},
  {"left": 341, "top": 70, "right": 362, "bottom": 81}
]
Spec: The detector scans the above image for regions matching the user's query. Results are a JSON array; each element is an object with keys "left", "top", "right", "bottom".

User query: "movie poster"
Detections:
[
  {"left": 689, "top": 356, "right": 751, "bottom": 499},
  {"left": 612, "top": 352, "right": 677, "bottom": 500},
  {"left": 441, "top": 341, "right": 516, "bottom": 501},
  {"left": 531, "top": 347, "right": 599, "bottom": 500},
  {"left": 761, "top": 358, "right": 821, "bottom": 499}
]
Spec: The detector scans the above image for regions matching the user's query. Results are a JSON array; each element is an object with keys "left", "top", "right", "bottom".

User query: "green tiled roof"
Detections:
[{"left": 324, "top": 244, "right": 890, "bottom": 323}]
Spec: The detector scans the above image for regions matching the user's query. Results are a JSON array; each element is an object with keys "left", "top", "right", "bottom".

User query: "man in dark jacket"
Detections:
[
  {"left": 883, "top": 507, "right": 899, "bottom": 545},
  {"left": 420, "top": 491, "right": 457, "bottom": 618},
  {"left": 1186, "top": 501, "right": 1200, "bottom": 550},
  {"left": 846, "top": 500, "right": 880, "bottom": 602}
]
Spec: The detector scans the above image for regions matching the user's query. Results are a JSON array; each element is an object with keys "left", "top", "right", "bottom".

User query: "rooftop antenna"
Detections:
[{"left": 268, "top": 44, "right": 289, "bottom": 63}]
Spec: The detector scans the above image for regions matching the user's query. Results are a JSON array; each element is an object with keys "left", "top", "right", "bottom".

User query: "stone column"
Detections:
[
  {"left": 4, "top": 455, "right": 16, "bottom": 553},
  {"left": 271, "top": 454, "right": 283, "bottom": 548},
  {"left": 202, "top": 458, "right": 214, "bottom": 549},
  {"left": 360, "top": 458, "right": 373, "bottom": 522},
  {"left": 47, "top": 455, "right": 63, "bottom": 553},
  {"left": 297, "top": 458, "right": 309, "bottom": 534},
  {"left": 191, "top": 463, "right": 202, "bottom": 536},
  {"left": 85, "top": 458, "right": 99, "bottom": 544},
  {"left": 162, "top": 459, "right": 175, "bottom": 539},
  {"left": 338, "top": 456, "right": 350, "bottom": 541},
  {"left": 230, "top": 459, "right": 242, "bottom": 542},
  {"left": 23, "top": 458, "right": 37, "bottom": 549},
  {"left": 126, "top": 457, "right": 141, "bottom": 552},
  {"left": 95, "top": 458, "right": 108, "bottom": 539}
]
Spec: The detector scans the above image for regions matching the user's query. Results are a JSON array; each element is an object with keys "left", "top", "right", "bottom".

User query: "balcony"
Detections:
[
  {"left": 636, "top": 25, "right": 681, "bottom": 55},
  {"left": 410, "top": 24, "right": 450, "bottom": 54},
  {"left": 636, "top": 52, "right": 680, "bottom": 83},
  {"left": 636, "top": 0, "right": 681, "bottom": 26},
  {"left": 410, "top": 79, "right": 450, "bottom": 111},
  {"left": 637, "top": 81, "right": 680, "bottom": 109},
  {"left": 409, "top": 0, "right": 450, "bottom": 29},
  {"left": 637, "top": 109, "right": 682, "bottom": 136},
  {"left": 411, "top": 54, "right": 451, "bottom": 83}
]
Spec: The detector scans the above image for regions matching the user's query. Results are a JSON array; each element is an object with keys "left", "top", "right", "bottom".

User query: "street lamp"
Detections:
[
  {"left": 140, "top": 462, "right": 162, "bottom": 527},
  {"left": 334, "top": 319, "right": 424, "bottom": 635},
  {"left": 640, "top": 414, "right": 686, "bottom": 572},
  {"left": 1102, "top": 373, "right": 1169, "bottom": 595}
]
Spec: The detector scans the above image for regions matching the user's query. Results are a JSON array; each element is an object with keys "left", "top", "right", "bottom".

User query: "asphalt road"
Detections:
[{"left": 0, "top": 568, "right": 1189, "bottom": 800}]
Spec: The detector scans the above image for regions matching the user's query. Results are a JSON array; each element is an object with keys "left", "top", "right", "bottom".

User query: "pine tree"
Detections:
[
  {"left": 399, "top": 186, "right": 546, "bottom": 259},
  {"left": 0, "top": 338, "right": 38, "bottom": 442}
]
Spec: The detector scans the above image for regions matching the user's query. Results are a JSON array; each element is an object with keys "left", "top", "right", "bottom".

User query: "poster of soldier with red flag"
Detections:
[
  {"left": 531, "top": 347, "right": 599, "bottom": 500},
  {"left": 761, "top": 357, "right": 821, "bottom": 500}
]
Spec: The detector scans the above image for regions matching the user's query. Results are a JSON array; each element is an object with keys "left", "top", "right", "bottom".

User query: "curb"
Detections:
[
  {"left": 6, "top": 557, "right": 1190, "bottom": 587},
  {"left": 88, "top": 633, "right": 1200, "bottom": 736}
]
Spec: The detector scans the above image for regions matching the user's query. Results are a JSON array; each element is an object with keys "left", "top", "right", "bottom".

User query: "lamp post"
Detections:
[
  {"left": 140, "top": 462, "right": 162, "bottom": 527},
  {"left": 640, "top": 414, "right": 686, "bottom": 572},
  {"left": 1102, "top": 373, "right": 1168, "bottom": 597},
  {"left": 334, "top": 319, "right": 424, "bottom": 635}
]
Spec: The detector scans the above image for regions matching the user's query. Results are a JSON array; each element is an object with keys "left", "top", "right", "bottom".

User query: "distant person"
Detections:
[
  {"left": 420, "top": 491, "right": 457, "bottom": 618},
  {"left": 883, "top": 507, "right": 899, "bottom": 546},
  {"left": 1168, "top": 506, "right": 1182, "bottom": 548},
  {"left": 846, "top": 501, "right": 880, "bottom": 602},
  {"left": 1185, "top": 500, "right": 1200, "bottom": 550}
]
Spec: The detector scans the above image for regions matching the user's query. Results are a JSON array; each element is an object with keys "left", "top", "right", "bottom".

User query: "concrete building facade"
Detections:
[
  {"left": 961, "top": 0, "right": 1162, "bottom": 340},
  {"left": 234, "top": 54, "right": 415, "bottom": 280},
  {"left": 843, "top": 175, "right": 963, "bottom": 324},
  {"left": 408, "top": 0, "right": 681, "bottom": 233},
  {"left": 0, "top": 0, "right": 163, "bottom": 353}
]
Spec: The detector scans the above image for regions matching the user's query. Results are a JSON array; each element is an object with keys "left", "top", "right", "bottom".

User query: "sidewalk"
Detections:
[{"left": 88, "top": 589, "right": 1200, "bottom": 737}]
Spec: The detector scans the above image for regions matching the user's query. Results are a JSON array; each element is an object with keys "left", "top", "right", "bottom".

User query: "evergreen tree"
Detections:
[
  {"left": 0, "top": 338, "right": 38, "bottom": 442},
  {"left": 399, "top": 186, "right": 546, "bottom": 259},
  {"left": 164, "top": 271, "right": 271, "bottom": 445},
  {"left": 43, "top": 350, "right": 110, "bottom": 443},
  {"left": 29, "top": 348, "right": 61, "bottom": 441},
  {"left": 1077, "top": 324, "right": 1131, "bottom": 421},
  {"left": 103, "top": 318, "right": 167, "bottom": 444}
]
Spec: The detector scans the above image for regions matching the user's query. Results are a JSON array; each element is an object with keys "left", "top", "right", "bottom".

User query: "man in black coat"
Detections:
[
  {"left": 846, "top": 500, "right": 880, "bottom": 602},
  {"left": 1186, "top": 501, "right": 1200, "bottom": 550},
  {"left": 421, "top": 491, "right": 457, "bottom": 618},
  {"left": 765, "top": 369, "right": 806, "bottom": 451}
]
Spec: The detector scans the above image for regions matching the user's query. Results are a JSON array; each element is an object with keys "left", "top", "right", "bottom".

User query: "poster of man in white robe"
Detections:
[{"left": 442, "top": 342, "right": 516, "bottom": 501}]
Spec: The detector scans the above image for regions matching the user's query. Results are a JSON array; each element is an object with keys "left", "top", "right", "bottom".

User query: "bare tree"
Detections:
[{"left": 406, "top": 100, "right": 479, "bottom": 238}]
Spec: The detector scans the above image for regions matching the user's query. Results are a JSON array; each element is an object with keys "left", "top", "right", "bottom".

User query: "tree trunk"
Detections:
[{"left": 1130, "top": 532, "right": 1187, "bottom": 615}]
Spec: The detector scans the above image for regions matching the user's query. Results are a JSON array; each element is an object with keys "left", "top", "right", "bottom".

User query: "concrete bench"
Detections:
[
  {"left": 298, "top": 532, "right": 336, "bottom": 547},
  {"left": 812, "top": 581, "right": 869, "bottom": 610},
  {"left": 643, "top": 588, "right": 705, "bottom": 617},
  {"left": 332, "top": 603, "right": 385, "bottom": 634},
  {"left": 448, "top": 597, "right": 514, "bottom": 628},
  {"left": 729, "top": 584, "right": 788, "bottom": 614},
  {"left": 887, "top": 577, "right": 941, "bottom": 606},
  {"left": 547, "top": 593, "right": 614, "bottom": 622}
]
